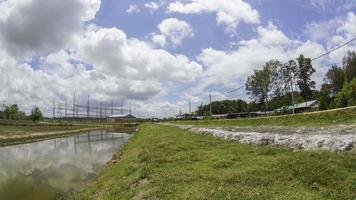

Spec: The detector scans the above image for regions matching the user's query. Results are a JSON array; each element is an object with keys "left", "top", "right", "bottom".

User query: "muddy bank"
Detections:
[
  {"left": 170, "top": 124, "right": 356, "bottom": 152},
  {"left": 0, "top": 127, "right": 103, "bottom": 147}
]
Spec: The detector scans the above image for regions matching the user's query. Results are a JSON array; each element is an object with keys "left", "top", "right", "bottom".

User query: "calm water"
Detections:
[{"left": 0, "top": 130, "right": 131, "bottom": 200}]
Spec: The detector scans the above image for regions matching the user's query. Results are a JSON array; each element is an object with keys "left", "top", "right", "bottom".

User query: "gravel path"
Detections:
[{"left": 169, "top": 124, "right": 356, "bottom": 152}]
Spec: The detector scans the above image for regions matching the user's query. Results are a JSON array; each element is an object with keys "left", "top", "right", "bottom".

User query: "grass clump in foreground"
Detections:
[
  {"left": 175, "top": 106, "right": 356, "bottom": 127},
  {"left": 77, "top": 124, "right": 356, "bottom": 200}
]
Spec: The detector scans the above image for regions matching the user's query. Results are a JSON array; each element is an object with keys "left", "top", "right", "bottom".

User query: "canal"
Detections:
[{"left": 0, "top": 130, "right": 131, "bottom": 200}]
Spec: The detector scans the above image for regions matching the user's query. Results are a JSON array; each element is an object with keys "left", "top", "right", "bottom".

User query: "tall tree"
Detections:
[
  {"left": 30, "top": 107, "right": 43, "bottom": 122},
  {"left": 4, "top": 104, "right": 19, "bottom": 120},
  {"left": 343, "top": 50, "right": 356, "bottom": 82},
  {"left": 296, "top": 55, "right": 316, "bottom": 101},
  {"left": 318, "top": 83, "right": 334, "bottom": 110},
  {"left": 324, "top": 65, "right": 345, "bottom": 96},
  {"left": 282, "top": 60, "right": 298, "bottom": 113},
  {"left": 246, "top": 60, "right": 279, "bottom": 111}
]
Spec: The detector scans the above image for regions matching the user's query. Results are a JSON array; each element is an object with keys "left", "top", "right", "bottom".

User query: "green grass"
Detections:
[
  {"left": 76, "top": 124, "right": 356, "bottom": 200},
  {"left": 0, "top": 125, "right": 98, "bottom": 136},
  {"left": 175, "top": 106, "right": 356, "bottom": 127}
]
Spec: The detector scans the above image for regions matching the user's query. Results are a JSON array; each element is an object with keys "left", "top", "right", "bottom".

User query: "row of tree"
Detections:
[
  {"left": 0, "top": 104, "right": 43, "bottom": 122},
  {"left": 245, "top": 54, "right": 317, "bottom": 111},
  {"left": 319, "top": 51, "right": 356, "bottom": 109},
  {"left": 195, "top": 51, "right": 356, "bottom": 115}
]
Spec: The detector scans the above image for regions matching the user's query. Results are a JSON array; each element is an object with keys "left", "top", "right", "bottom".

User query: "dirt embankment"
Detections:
[
  {"left": 170, "top": 124, "right": 356, "bottom": 152},
  {"left": 0, "top": 127, "right": 102, "bottom": 147}
]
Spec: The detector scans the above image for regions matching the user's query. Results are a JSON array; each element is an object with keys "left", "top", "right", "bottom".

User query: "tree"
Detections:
[
  {"left": 325, "top": 65, "right": 345, "bottom": 96},
  {"left": 343, "top": 51, "right": 356, "bottom": 82},
  {"left": 282, "top": 60, "right": 298, "bottom": 113},
  {"left": 318, "top": 83, "right": 334, "bottom": 110},
  {"left": 30, "top": 107, "right": 43, "bottom": 122},
  {"left": 4, "top": 104, "right": 19, "bottom": 120},
  {"left": 246, "top": 60, "right": 280, "bottom": 111},
  {"left": 296, "top": 55, "right": 316, "bottom": 101},
  {"left": 335, "top": 78, "right": 356, "bottom": 107},
  {"left": 196, "top": 99, "right": 248, "bottom": 115}
]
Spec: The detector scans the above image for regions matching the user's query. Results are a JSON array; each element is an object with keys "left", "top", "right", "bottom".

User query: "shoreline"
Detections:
[{"left": 0, "top": 127, "right": 104, "bottom": 147}]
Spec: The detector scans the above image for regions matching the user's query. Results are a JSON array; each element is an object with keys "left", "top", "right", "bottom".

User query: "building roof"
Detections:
[
  {"left": 275, "top": 100, "right": 319, "bottom": 112},
  {"left": 108, "top": 114, "right": 136, "bottom": 118},
  {"left": 289, "top": 100, "right": 318, "bottom": 109}
]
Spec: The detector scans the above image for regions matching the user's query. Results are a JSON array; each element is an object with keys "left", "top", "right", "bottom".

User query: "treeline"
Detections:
[
  {"left": 196, "top": 51, "right": 356, "bottom": 115},
  {"left": 0, "top": 104, "right": 43, "bottom": 122}
]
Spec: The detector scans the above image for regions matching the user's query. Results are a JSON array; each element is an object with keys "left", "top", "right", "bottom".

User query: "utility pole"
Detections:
[
  {"left": 111, "top": 100, "right": 114, "bottom": 115},
  {"left": 65, "top": 100, "right": 67, "bottom": 118},
  {"left": 120, "top": 100, "right": 123, "bottom": 114},
  {"left": 53, "top": 98, "right": 55, "bottom": 119},
  {"left": 129, "top": 103, "right": 132, "bottom": 115},
  {"left": 209, "top": 94, "right": 212, "bottom": 116},
  {"left": 189, "top": 101, "right": 191, "bottom": 114},
  {"left": 73, "top": 92, "right": 76, "bottom": 118},
  {"left": 290, "top": 80, "right": 295, "bottom": 114},
  {"left": 200, "top": 102, "right": 203, "bottom": 116},
  {"left": 100, "top": 99, "right": 102, "bottom": 119},
  {"left": 76, "top": 98, "right": 79, "bottom": 118},
  {"left": 87, "top": 95, "right": 90, "bottom": 118}
]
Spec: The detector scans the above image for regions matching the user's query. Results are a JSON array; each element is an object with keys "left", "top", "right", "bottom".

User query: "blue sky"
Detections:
[
  {"left": 0, "top": 0, "right": 355, "bottom": 117},
  {"left": 93, "top": 0, "right": 354, "bottom": 57}
]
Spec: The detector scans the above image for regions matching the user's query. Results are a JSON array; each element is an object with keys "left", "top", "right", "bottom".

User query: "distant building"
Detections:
[
  {"left": 275, "top": 100, "right": 319, "bottom": 114},
  {"left": 107, "top": 114, "right": 136, "bottom": 123},
  {"left": 227, "top": 111, "right": 267, "bottom": 119}
]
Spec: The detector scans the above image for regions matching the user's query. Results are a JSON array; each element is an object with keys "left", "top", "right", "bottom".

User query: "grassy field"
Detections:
[
  {"left": 175, "top": 106, "right": 356, "bottom": 127},
  {"left": 77, "top": 124, "right": 356, "bottom": 200}
]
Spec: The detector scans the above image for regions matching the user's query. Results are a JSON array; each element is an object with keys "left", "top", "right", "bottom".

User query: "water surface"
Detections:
[{"left": 0, "top": 130, "right": 131, "bottom": 200}]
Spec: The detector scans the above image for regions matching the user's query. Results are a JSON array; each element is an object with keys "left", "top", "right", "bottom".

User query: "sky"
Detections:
[{"left": 0, "top": 0, "right": 355, "bottom": 117}]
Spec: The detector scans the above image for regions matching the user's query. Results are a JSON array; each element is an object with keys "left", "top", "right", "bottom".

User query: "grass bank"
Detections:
[
  {"left": 0, "top": 121, "right": 109, "bottom": 146},
  {"left": 77, "top": 124, "right": 356, "bottom": 200},
  {"left": 176, "top": 106, "right": 356, "bottom": 127}
]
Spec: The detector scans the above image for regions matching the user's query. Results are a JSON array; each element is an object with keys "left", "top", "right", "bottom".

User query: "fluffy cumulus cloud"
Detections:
[
  {"left": 194, "top": 11, "right": 356, "bottom": 95},
  {"left": 305, "top": 11, "right": 356, "bottom": 63},
  {"left": 0, "top": 0, "right": 203, "bottom": 117},
  {"left": 167, "top": 0, "right": 260, "bottom": 32},
  {"left": 0, "top": 0, "right": 355, "bottom": 118},
  {"left": 0, "top": 0, "right": 100, "bottom": 58},
  {"left": 77, "top": 27, "right": 201, "bottom": 80},
  {"left": 194, "top": 22, "right": 330, "bottom": 92},
  {"left": 152, "top": 18, "right": 194, "bottom": 46}
]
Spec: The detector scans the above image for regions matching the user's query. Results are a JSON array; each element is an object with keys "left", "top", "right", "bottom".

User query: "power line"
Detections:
[{"left": 311, "top": 37, "right": 356, "bottom": 61}]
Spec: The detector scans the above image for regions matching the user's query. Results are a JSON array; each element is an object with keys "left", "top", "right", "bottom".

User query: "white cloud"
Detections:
[
  {"left": 126, "top": 4, "right": 140, "bottom": 14},
  {"left": 145, "top": 1, "right": 160, "bottom": 14},
  {"left": 77, "top": 27, "right": 201, "bottom": 80},
  {"left": 152, "top": 18, "right": 194, "bottom": 46},
  {"left": 152, "top": 34, "right": 166, "bottom": 46},
  {"left": 0, "top": 0, "right": 204, "bottom": 117},
  {"left": 305, "top": 12, "right": 356, "bottom": 63},
  {"left": 0, "top": 0, "right": 100, "bottom": 58},
  {"left": 167, "top": 0, "right": 260, "bottom": 32},
  {"left": 192, "top": 22, "right": 335, "bottom": 95}
]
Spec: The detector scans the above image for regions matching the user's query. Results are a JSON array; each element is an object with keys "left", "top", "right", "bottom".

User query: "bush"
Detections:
[
  {"left": 335, "top": 78, "right": 356, "bottom": 107},
  {"left": 30, "top": 107, "right": 43, "bottom": 122}
]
